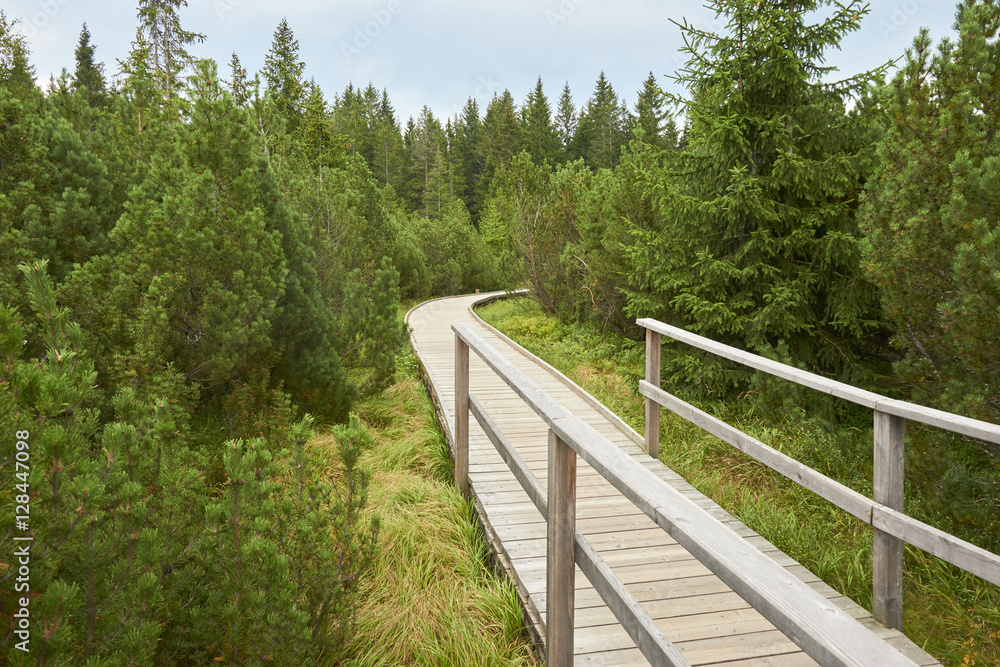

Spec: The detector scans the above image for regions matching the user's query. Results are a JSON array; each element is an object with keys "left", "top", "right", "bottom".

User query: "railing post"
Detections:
[
  {"left": 547, "top": 428, "right": 576, "bottom": 666},
  {"left": 455, "top": 334, "right": 470, "bottom": 496},
  {"left": 873, "top": 409, "right": 905, "bottom": 630},
  {"left": 644, "top": 328, "right": 661, "bottom": 459}
]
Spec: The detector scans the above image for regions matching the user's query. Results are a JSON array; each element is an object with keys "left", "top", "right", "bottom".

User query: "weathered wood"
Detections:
[
  {"left": 547, "top": 430, "right": 576, "bottom": 667},
  {"left": 454, "top": 334, "right": 470, "bottom": 496},
  {"left": 473, "top": 395, "right": 692, "bottom": 665},
  {"left": 640, "top": 379, "right": 1000, "bottom": 588},
  {"left": 645, "top": 330, "right": 661, "bottom": 459},
  {"left": 873, "top": 410, "right": 905, "bottom": 630},
  {"left": 454, "top": 323, "right": 921, "bottom": 667},
  {"left": 639, "top": 380, "right": 874, "bottom": 522},
  {"left": 574, "top": 532, "right": 691, "bottom": 667},
  {"left": 637, "top": 318, "right": 1000, "bottom": 445},
  {"left": 410, "top": 296, "right": 940, "bottom": 666},
  {"left": 470, "top": 395, "right": 547, "bottom": 516}
]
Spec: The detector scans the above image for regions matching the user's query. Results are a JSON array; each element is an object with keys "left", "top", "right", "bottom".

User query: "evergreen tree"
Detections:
[
  {"left": 521, "top": 76, "right": 561, "bottom": 165},
  {"left": 0, "top": 11, "right": 37, "bottom": 102},
  {"left": 263, "top": 18, "right": 306, "bottom": 124},
  {"left": 626, "top": 0, "right": 890, "bottom": 389},
  {"left": 373, "top": 88, "right": 404, "bottom": 189},
  {"left": 574, "top": 72, "right": 629, "bottom": 170},
  {"left": 555, "top": 81, "right": 577, "bottom": 156},
  {"left": 72, "top": 24, "right": 107, "bottom": 108},
  {"left": 226, "top": 52, "right": 252, "bottom": 107},
  {"left": 132, "top": 0, "right": 205, "bottom": 101},
  {"left": 860, "top": 0, "right": 1000, "bottom": 421},
  {"left": 477, "top": 90, "right": 521, "bottom": 204},
  {"left": 455, "top": 97, "right": 486, "bottom": 220},
  {"left": 634, "top": 71, "right": 677, "bottom": 148}
]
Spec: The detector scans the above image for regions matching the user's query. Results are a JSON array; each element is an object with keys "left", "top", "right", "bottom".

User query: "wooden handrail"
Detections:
[
  {"left": 453, "top": 323, "right": 921, "bottom": 667},
  {"left": 637, "top": 317, "right": 1000, "bottom": 631}
]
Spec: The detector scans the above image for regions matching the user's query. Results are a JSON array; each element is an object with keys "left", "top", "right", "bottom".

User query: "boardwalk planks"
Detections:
[{"left": 408, "top": 292, "right": 941, "bottom": 666}]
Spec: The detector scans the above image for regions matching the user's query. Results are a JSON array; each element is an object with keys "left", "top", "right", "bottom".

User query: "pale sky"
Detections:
[{"left": 6, "top": 0, "right": 961, "bottom": 124}]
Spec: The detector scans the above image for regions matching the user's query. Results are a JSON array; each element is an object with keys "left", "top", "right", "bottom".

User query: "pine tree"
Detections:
[
  {"left": 626, "top": 0, "right": 890, "bottom": 388},
  {"left": 521, "top": 76, "right": 561, "bottom": 165},
  {"left": 860, "top": 0, "right": 1000, "bottom": 421},
  {"left": 263, "top": 18, "right": 306, "bottom": 125},
  {"left": 72, "top": 24, "right": 107, "bottom": 108}
]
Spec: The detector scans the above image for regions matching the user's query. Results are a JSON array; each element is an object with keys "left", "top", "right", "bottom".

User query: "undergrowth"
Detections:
[
  {"left": 476, "top": 295, "right": 1000, "bottom": 667},
  {"left": 312, "top": 342, "right": 538, "bottom": 666}
]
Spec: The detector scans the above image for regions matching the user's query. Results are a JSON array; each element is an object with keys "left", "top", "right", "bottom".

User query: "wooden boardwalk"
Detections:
[{"left": 407, "top": 292, "right": 940, "bottom": 666}]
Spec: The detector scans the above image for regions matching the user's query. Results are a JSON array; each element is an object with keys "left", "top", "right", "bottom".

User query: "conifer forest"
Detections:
[{"left": 1, "top": 0, "right": 998, "bottom": 664}]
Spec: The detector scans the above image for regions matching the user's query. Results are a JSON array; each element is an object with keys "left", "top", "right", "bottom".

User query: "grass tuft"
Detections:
[{"left": 317, "top": 345, "right": 538, "bottom": 666}]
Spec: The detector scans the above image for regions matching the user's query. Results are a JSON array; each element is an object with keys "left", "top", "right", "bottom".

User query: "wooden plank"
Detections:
[
  {"left": 574, "top": 533, "right": 691, "bottom": 666},
  {"left": 639, "top": 380, "right": 874, "bottom": 523},
  {"left": 645, "top": 329, "right": 661, "bottom": 459},
  {"left": 873, "top": 410, "right": 905, "bottom": 631},
  {"left": 455, "top": 335, "right": 469, "bottom": 496},
  {"left": 636, "top": 317, "right": 1000, "bottom": 445},
  {"left": 642, "top": 380, "right": 1000, "bottom": 589},
  {"left": 548, "top": 430, "right": 577, "bottom": 667}
]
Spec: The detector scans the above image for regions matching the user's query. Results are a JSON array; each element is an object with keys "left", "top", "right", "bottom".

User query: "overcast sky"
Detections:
[{"left": 9, "top": 0, "right": 961, "bottom": 124}]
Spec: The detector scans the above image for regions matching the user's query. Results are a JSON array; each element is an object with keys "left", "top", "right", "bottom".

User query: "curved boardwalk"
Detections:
[{"left": 407, "top": 292, "right": 939, "bottom": 666}]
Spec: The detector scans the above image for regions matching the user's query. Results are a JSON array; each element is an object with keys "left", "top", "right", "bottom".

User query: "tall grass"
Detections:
[
  {"left": 310, "top": 345, "right": 538, "bottom": 666},
  {"left": 476, "top": 296, "right": 1000, "bottom": 667}
]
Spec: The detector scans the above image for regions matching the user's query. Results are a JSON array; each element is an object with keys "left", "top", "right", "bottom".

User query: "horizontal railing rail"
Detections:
[
  {"left": 453, "top": 323, "right": 921, "bottom": 667},
  {"left": 636, "top": 317, "right": 1000, "bottom": 632}
]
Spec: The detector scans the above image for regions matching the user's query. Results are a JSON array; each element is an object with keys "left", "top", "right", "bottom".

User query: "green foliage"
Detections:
[
  {"left": 72, "top": 24, "right": 107, "bottom": 108},
  {"left": 263, "top": 18, "right": 306, "bottom": 124},
  {"left": 859, "top": 1, "right": 1000, "bottom": 423},
  {"left": 1, "top": 264, "right": 380, "bottom": 664},
  {"left": 625, "top": 0, "right": 890, "bottom": 393}
]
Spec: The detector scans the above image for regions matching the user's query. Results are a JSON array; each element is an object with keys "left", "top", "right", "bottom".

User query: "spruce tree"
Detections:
[
  {"left": 555, "top": 81, "right": 577, "bottom": 157},
  {"left": 455, "top": 97, "right": 485, "bottom": 220},
  {"left": 263, "top": 18, "right": 306, "bottom": 125},
  {"left": 132, "top": 0, "right": 205, "bottom": 101},
  {"left": 860, "top": 0, "right": 1000, "bottom": 421},
  {"left": 521, "top": 76, "right": 560, "bottom": 165},
  {"left": 634, "top": 71, "right": 677, "bottom": 148},
  {"left": 574, "top": 72, "right": 629, "bottom": 170},
  {"left": 626, "top": 0, "right": 890, "bottom": 388},
  {"left": 72, "top": 24, "right": 107, "bottom": 108}
]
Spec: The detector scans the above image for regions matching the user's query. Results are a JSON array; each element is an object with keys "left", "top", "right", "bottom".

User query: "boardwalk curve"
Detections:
[{"left": 407, "top": 291, "right": 940, "bottom": 666}]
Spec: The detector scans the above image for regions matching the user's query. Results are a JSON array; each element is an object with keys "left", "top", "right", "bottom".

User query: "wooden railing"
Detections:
[
  {"left": 637, "top": 317, "right": 1000, "bottom": 632},
  {"left": 452, "top": 323, "right": 923, "bottom": 667}
]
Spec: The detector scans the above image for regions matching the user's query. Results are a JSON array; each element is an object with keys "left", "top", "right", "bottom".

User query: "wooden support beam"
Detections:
[
  {"left": 645, "top": 329, "right": 661, "bottom": 459},
  {"left": 874, "top": 410, "right": 905, "bottom": 631},
  {"left": 547, "top": 429, "right": 576, "bottom": 667},
  {"left": 454, "top": 334, "right": 469, "bottom": 496}
]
